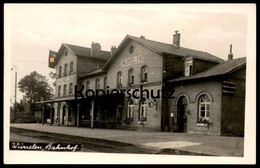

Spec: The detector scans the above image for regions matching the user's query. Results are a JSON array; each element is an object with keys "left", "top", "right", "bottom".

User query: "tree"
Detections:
[
  {"left": 18, "top": 71, "right": 54, "bottom": 111},
  {"left": 48, "top": 71, "right": 56, "bottom": 87}
]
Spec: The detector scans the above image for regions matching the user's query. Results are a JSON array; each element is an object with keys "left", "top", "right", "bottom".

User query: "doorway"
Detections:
[
  {"left": 177, "top": 96, "right": 187, "bottom": 132},
  {"left": 62, "top": 105, "right": 66, "bottom": 125}
]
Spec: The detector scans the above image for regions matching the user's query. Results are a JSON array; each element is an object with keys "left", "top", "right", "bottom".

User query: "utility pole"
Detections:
[{"left": 11, "top": 64, "right": 17, "bottom": 104}]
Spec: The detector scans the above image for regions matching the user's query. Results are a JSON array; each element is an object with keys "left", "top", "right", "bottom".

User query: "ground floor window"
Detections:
[
  {"left": 127, "top": 99, "right": 134, "bottom": 119},
  {"left": 139, "top": 98, "right": 147, "bottom": 122},
  {"left": 197, "top": 94, "right": 211, "bottom": 125}
]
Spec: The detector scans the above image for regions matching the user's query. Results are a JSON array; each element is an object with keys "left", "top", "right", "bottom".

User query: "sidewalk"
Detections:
[{"left": 10, "top": 123, "right": 244, "bottom": 156}]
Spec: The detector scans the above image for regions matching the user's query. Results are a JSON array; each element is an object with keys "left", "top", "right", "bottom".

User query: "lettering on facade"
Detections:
[
  {"left": 57, "top": 75, "right": 75, "bottom": 84},
  {"left": 122, "top": 56, "right": 142, "bottom": 67}
]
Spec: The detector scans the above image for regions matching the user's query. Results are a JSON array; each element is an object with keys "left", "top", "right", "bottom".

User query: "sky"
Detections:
[{"left": 5, "top": 4, "right": 250, "bottom": 103}]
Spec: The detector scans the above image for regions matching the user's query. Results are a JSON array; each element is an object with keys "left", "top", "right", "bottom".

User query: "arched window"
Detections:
[
  {"left": 59, "top": 66, "right": 62, "bottom": 78},
  {"left": 128, "top": 68, "right": 134, "bottom": 86},
  {"left": 69, "top": 83, "right": 73, "bottom": 95},
  {"left": 127, "top": 99, "right": 134, "bottom": 119},
  {"left": 58, "top": 85, "right": 61, "bottom": 97},
  {"left": 63, "top": 84, "right": 67, "bottom": 96},
  {"left": 198, "top": 94, "right": 210, "bottom": 119},
  {"left": 64, "top": 50, "right": 68, "bottom": 56},
  {"left": 86, "top": 81, "right": 90, "bottom": 90},
  {"left": 96, "top": 78, "right": 100, "bottom": 90},
  {"left": 140, "top": 65, "right": 148, "bottom": 83},
  {"left": 70, "top": 61, "right": 73, "bottom": 73},
  {"left": 117, "top": 71, "right": 122, "bottom": 88},
  {"left": 139, "top": 98, "right": 147, "bottom": 122},
  {"left": 104, "top": 77, "right": 107, "bottom": 90},
  {"left": 64, "top": 63, "right": 67, "bottom": 76}
]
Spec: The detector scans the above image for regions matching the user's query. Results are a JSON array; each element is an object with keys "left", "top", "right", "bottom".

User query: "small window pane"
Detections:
[{"left": 201, "top": 111, "right": 205, "bottom": 117}]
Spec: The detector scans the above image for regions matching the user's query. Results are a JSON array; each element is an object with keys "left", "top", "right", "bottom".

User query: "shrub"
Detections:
[{"left": 15, "top": 112, "right": 36, "bottom": 123}]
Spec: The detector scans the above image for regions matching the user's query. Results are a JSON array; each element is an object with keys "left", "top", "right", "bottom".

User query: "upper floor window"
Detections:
[
  {"left": 86, "top": 81, "right": 90, "bottom": 90},
  {"left": 185, "top": 59, "right": 193, "bottom": 76},
  {"left": 129, "top": 45, "right": 134, "bottom": 54},
  {"left": 140, "top": 65, "right": 148, "bottom": 83},
  {"left": 59, "top": 66, "right": 62, "bottom": 78},
  {"left": 64, "top": 50, "right": 68, "bottom": 56},
  {"left": 69, "top": 83, "right": 73, "bottom": 95},
  {"left": 70, "top": 61, "right": 73, "bottom": 73},
  {"left": 96, "top": 78, "right": 100, "bottom": 90},
  {"left": 139, "top": 98, "right": 147, "bottom": 123},
  {"left": 64, "top": 63, "right": 67, "bottom": 76},
  {"left": 128, "top": 68, "right": 134, "bottom": 87},
  {"left": 117, "top": 71, "right": 122, "bottom": 88},
  {"left": 63, "top": 84, "right": 67, "bottom": 96},
  {"left": 58, "top": 85, "right": 61, "bottom": 97},
  {"left": 198, "top": 94, "right": 210, "bottom": 120},
  {"left": 104, "top": 77, "right": 107, "bottom": 90}
]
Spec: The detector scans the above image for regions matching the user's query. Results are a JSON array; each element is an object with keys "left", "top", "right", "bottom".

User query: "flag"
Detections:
[{"left": 49, "top": 50, "right": 57, "bottom": 68}]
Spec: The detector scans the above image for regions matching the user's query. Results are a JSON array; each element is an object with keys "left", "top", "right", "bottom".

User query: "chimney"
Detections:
[
  {"left": 173, "top": 30, "right": 181, "bottom": 48},
  {"left": 91, "top": 42, "right": 101, "bottom": 56},
  {"left": 140, "top": 36, "right": 145, "bottom": 39},
  {"left": 228, "top": 44, "right": 233, "bottom": 60},
  {"left": 111, "top": 46, "right": 117, "bottom": 56}
]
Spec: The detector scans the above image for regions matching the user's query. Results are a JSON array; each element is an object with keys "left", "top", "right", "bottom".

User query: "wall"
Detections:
[
  {"left": 119, "top": 84, "right": 163, "bottom": 132},
  {"left": 169, "top": 79, "right": 223, "bottom": 135},
  {"left": 55, "top": 49, "right": 78, "bottom": 98},
  {"left": 221, "top": 66, "right": 246, "bottom": 136},
  {"left": 107, "top": 40, "right": 164, "bottom": 89},
  {"left": 81, "top": 72, "right": 107, "bottom": 95}
]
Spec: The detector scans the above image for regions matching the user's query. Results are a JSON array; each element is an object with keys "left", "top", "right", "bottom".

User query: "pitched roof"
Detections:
[
  {"left": 50, "top": 43, "right": 111, "bottom": 68},
  {"left": 64, "top": 43, "right": 111, "bottom": 60},
  {"left": 168, "top": 57, "right": 246, "bottom": 83},
  {"left": 128, "top": 35, "right": 224, "bottom": 63},
  {"left": 103, "top": 35, "right": 224, "bottom": 69},
  {"left": 78, "top": 68, "right": 106, "bottom": 79}
]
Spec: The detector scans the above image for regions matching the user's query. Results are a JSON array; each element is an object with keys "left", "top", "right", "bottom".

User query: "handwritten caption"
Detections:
[{"left": 10, "top": 142, "right": 80, "bottom": 152}]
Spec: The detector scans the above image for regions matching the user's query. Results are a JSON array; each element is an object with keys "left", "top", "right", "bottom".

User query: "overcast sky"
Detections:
[{"left": 5, "top": 4, "right": 251, "bottom": 102}]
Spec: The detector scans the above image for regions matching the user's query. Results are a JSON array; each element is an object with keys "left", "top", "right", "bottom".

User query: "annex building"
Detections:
[{"left": 40, "top": 31, "right": 246, "bottom": 136}]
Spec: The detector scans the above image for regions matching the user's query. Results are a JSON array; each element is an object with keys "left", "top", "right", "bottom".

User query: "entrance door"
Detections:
[
  {"left": 62, "top": 105, "right": 66, "bottom": 125},
  {"left": 177, "top": 96, "right": 187, "bottom": 132}
]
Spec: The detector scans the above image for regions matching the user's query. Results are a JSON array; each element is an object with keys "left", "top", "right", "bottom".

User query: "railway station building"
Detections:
[{"left": 40, "top": 31, "right": 246, "bottom": 136}]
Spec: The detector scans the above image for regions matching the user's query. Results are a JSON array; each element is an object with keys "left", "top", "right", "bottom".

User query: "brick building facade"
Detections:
[{"left": 40, "top": 32, "right": 246, "bottom": 136}]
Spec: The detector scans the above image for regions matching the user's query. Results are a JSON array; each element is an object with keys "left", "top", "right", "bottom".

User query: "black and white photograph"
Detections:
[{"left": 4, "top": 4, "right": 256, "bottom": 164}]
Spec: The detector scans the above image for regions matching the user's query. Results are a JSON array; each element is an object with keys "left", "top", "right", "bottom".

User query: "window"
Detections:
[
  {"left": 185, "top": 59, "right": 193, "bottom": 76},
  {"left": 96, "top": 78, "right": 100, "bottom": 90},
  {"left": 117, "top": 71, "right": 122, "bottom": 88},
  {"left": 127, "top": 99, "right": 134, "bottom": 119},
  {"left": 104, "top": 77, "right": 107, "bottom": 90},
  {"left": 128, "top": 68, "right": 134, "bottom": 86},
  {"left": 59, "top": 66, "right": 62, "bottom": 78},
  {"left": 129, "top": 45, "right": 134, "bottom": 54},
  {"left": 64, "top": 50, "right": 68, "bottom": 56},
  {"left": 141, "top": 65, "right": 148, "bottom": 83},
  {"left": 64, "top": 63, "right": 67, "bottom": 76},
  {"left": 198, "top": 95, "right": 210, "bottom": 119},
  {"left": 69, "top": 83, "right": 73, "bottom": 95},
  {"left": 86, "top": 81, "right": 90, "bottom": 90},
  {"left": 139, "top": 98, "right": 147, "bottom": 122},
  {"left": 70, "top": 61, "right": 73, "bottom": 73},
  {"left": 58, "top": 86, "right": 61, "bottom": 97},
  {"left": 63, "top": 84, "right": 67, "bottom": 96}
]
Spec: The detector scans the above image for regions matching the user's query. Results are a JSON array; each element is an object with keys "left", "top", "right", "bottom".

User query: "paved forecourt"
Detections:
[{"left": 9, "top": 123, "right": 244, "bottom": 156}]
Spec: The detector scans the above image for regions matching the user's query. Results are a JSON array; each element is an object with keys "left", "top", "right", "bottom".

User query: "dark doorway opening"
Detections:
[{"left": 177, "top": 96, "right": 187, "bottom": 132}]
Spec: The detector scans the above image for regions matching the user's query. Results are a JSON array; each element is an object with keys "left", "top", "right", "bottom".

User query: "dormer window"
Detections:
[{"left": 185, "top": 59, "right": 193, "bottom": 76}]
